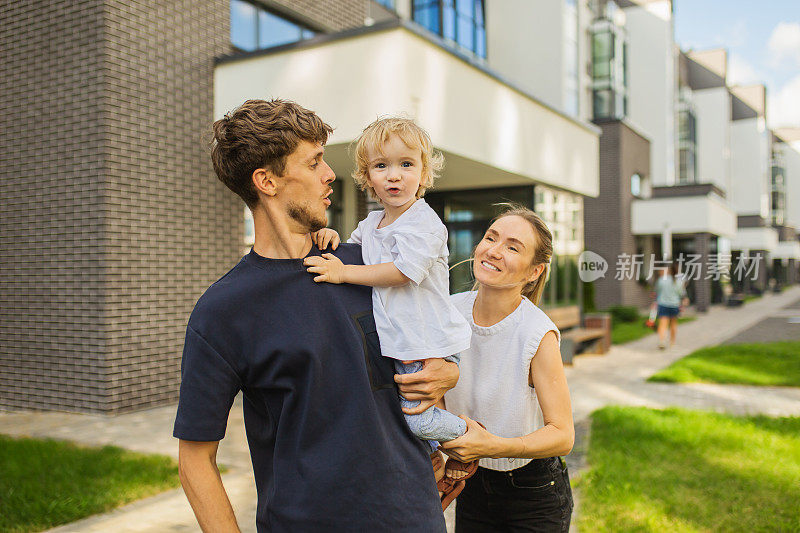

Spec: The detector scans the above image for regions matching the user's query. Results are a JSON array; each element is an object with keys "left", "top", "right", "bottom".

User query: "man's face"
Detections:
[{"left": 279, "top": 141, "right": 335, "bottom": 233}]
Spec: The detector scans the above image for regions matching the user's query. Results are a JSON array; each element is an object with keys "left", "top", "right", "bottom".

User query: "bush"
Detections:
[{"left": 606, "top": 305, "right": 640, "bottom": 323}]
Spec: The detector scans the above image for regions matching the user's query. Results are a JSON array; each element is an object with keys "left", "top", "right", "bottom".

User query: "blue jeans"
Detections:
[
  {"left": 657, "top": 304, "right": 680, "bottom": 318},
  {"left": 395, "top": 359, "right": 466, "bottom": 446},
  {"left": 456, "top": 456, "right": 573, "bottom": 532}
]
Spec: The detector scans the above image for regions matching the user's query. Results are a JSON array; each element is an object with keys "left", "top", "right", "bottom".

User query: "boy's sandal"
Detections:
[
  {"left": 438, "top": 457, "right": 480, "bottom": 510},
  {"left": 444, "top": 457, "right": 479, "bottom": 479},
  {"left": 438, "top": 477, "right": 465, "bottom": 511},
  {"left": 437, "top": 420, "right": 486, "bottom": 510}
]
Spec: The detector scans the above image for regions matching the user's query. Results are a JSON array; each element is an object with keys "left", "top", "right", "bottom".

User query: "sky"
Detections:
[{"left": 673, "top": 0, "right": 800, "bottom": 129}]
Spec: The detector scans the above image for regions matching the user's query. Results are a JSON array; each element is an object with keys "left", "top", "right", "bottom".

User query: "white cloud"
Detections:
[
  {"left": 768, "top": 21, "right": 800, "bottom": 68},
  {"left": 727, "top": 54, "right": 761, "bottom": 85},
  {"left": 768, "top": 74, "right": 800, "bottom": 128}
]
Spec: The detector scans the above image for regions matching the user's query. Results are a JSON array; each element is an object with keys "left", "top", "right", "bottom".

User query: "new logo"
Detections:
[{"left": 578, "top": 251, "right": 607, "bottom": 282}]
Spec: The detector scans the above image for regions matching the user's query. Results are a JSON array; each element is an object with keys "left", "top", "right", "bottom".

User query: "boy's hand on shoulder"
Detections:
[
  {"left": 311, "top": 228, "right": 341, "bottom": 250},
  {"left": 304, "top": 253, "right": 345, "bottom": 284}
]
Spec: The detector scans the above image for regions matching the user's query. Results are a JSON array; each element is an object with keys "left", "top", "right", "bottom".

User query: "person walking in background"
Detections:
[
  {"left": 655, "top": 261, "right": 689, "bottom": 349},
  {"left": 439, "top": 205, "right": 575, "bottom": 532}
]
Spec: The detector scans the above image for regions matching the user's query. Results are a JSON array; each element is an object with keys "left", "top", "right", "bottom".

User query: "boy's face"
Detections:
[{"left": 365, "top": 133, "right": 422, "bottom": 212}]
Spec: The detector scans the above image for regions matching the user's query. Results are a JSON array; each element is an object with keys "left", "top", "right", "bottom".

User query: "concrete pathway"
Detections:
[{"left": 1, "top": 286, "right": 799, "bottom": 533}]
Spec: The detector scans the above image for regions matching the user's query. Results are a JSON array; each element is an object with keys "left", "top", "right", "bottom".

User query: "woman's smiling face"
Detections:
[{"left": 473, "top": 215, "right": 541, "bottom": 290}]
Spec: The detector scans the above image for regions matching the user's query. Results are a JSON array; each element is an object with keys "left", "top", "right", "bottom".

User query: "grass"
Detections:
[
  {"left": 577, "top": 406, "right": 800, "bottom": 532},
  {"left": 648, "top": 341, "right": 800, "bottom": 387},
  {"left": 611, "top": 315, "right": 694, "bottom": 345},
  {"left": 0, "top": 435, "right": 180, "bottom": 533}
]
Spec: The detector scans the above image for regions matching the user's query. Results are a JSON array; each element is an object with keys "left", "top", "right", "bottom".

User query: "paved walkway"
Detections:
[{"left": 1, "top": 286, "right": 799, "bottom": 533}]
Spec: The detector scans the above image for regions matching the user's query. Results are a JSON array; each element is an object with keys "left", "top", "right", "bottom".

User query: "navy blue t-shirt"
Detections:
[{"left": 173, "top": 244, "right": 445, "bottom": 533}]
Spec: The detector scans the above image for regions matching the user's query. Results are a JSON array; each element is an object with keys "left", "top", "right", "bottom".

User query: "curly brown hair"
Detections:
[{"left": 211, "top": 99, "right": 333, "bottom": 208}]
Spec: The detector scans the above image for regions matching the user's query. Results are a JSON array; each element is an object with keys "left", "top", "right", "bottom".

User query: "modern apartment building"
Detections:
[
  {"left": 584, "top": 0, "right": 800, "bottom": 311},
  {"left": 770, "top": 128, "right": 800, "bottom": 285},
  {"left": 1, "top": 0, "right": 600, "bottom": 413}
]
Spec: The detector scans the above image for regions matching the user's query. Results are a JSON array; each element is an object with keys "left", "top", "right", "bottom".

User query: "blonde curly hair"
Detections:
[{"left": 352, "top": 117, "right": 444, "bottom": 200}]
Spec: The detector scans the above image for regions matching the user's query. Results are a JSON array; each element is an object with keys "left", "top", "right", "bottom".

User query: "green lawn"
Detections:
[
  {"left": 0, "top": 435, "right": 180, "bottom": 533},
  {"left": 649, "top": 341, "right": 800, "bottom": 387},
  {"left": 577, "top": 406, "right": 800, "bottom": 532},
  {"left": 611, "top": 316, "right": 694, "bottom": 345}
]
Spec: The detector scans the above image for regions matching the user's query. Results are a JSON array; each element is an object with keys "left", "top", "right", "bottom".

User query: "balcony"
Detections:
[
  {"left": 631, "top": 184, "right": 736, "bottom": 237},
  {"left": 213, "top": 20, "right": 599, "bottom": 197}
]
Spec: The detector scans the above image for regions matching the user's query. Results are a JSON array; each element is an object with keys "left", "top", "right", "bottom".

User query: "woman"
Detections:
[
  {"left": 439, "top": 205, "right": 574, "bottom": 532},
  {"left": 655, "top": 262, "right": 689, "bottom": 349}
]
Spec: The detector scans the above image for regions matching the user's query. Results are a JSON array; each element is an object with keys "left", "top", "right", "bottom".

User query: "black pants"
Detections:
[{"left": 455, "top": 457, "right": 573, "bottom": 532}]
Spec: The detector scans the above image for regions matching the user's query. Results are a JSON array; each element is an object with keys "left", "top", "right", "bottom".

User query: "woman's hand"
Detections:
[{"left": 439, "top": 416, "right": 499, "bottom": 462}]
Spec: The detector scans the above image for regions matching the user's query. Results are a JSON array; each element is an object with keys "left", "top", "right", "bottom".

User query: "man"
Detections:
[{"left": 174, "top": 99, "right": 456, "bottom": 532}]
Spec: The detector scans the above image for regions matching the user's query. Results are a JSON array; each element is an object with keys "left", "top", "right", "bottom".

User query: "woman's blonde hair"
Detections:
[
  {"left": 476, "top": 203, "right": 554, "bottom": 306},
  {"left": 352, "top": 117, "right": 444, "bottom": 200}
]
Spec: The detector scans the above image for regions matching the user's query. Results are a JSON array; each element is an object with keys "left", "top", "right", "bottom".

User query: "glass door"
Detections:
[{"left": 425, "top": 186, "right": 535, "bottom": 293}]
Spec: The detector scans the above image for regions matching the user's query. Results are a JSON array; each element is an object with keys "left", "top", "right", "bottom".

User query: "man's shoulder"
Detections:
[
  {"left": 331, "top": 242, "right": 364, "bottom": 265},
  {"left": 189, "top": 256, "right": 256, "bottom": 323}
]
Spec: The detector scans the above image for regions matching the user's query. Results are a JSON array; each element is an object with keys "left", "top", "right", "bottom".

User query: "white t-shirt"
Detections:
[
  {"left": 445, "top": 290, "right": 560, "bottom": 471},
  {"left": 348, "top": 199, "right": 471, "bottom": 360}
]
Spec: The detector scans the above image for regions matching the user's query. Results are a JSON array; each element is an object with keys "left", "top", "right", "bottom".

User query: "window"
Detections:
[
  {"left": 375, "top": 0, "right": 395, "bottom": 9},
  {"left": 631, "top": 173, "right": 641, "bottom": 197},
  {"left": 231, "top": 0, "right": 315, "bottom": 52},
  {"left": 677, "top": 107, "right": 697, "bottom": 183},
  {"left": 590, "top": 18, "right": 627, "bottom": 120},
  {"left": 771, "top": 159, "right": 786, "bottom": 226},
  {"left": 412, "top": 0, "right": 486, "bottom": 58},
  {"left": 563, "top": 0, "right": 579, "bottom": 116},
  {"left": 678, "top": 149, "right": 696, "bottom": 184},
  {"left": 426, "top": 186, "right": 534, "bottom": 292},
  {"left": 592, "top": 31, "right": 613, "bottom": 80}
]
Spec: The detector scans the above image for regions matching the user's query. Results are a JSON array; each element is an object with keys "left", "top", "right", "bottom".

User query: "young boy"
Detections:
[{"left": 303, "top": 118, "right": 476, "bottom": 501}]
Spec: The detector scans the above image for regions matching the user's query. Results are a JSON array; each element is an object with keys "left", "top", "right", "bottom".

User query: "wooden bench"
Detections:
[{"left": 544, "top": 305, "right": 611, "bottom": 365}]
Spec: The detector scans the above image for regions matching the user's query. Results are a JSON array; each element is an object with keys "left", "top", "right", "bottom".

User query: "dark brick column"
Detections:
[
  {"left": 0, "top": 0, "right": 242, "bottom": 413},
  {"left": 1, "top": 0, "right": 108, "bottom": 411},
  {"left": 694, "top": 232, "right": 711, "bottom": 312},
  {"left": 752, "top": 250, "right": 769, "bottom": 291},
  {"left": 789, "top": 259, "right": 798, "bottom": 285},
  {"left": 584, "top": 120, "right": 651, "bottom": 310}
]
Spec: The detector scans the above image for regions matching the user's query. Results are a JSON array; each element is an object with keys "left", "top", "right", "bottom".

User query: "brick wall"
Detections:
[
  {"left": 267, "top": 0, "right": 370, "bottom": 31},
  {"left": 584, "top": 120, "right": 651, "bottom": 310},
  {"left": 1, "top": 0, "right": 243, "bottom": 413},
  {"left": 100, "top": 0, "right": 242, "bottom": 412},
  {"left": 1, "top": 0, "right": 109, "bottom": 411}
]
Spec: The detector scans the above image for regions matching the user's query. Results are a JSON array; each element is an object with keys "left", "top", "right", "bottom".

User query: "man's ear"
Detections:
[{"left": 252, "top": 168, "right": 278, "bottom": 197}]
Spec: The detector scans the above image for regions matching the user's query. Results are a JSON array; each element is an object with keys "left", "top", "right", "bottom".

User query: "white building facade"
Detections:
[{"left": 229, "top": 0, "right": 600, "bottom": 305}]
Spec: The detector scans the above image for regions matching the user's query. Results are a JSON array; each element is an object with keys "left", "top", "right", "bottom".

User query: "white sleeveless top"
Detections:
[{"left": 445, "top": 290, "right": 560, "bottom": 471}]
